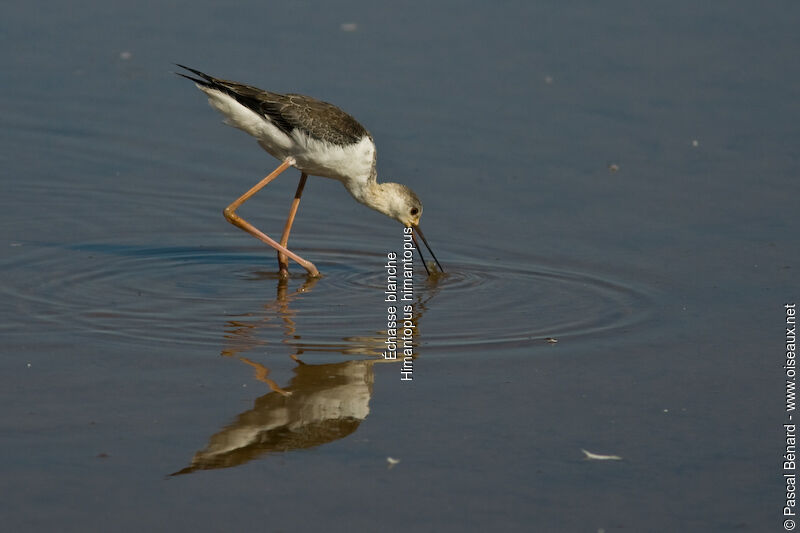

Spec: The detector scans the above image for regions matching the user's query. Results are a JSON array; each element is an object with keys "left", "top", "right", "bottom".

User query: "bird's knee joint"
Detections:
[{"left": 223, "top": 206, "right": 237, "bottom": 222}]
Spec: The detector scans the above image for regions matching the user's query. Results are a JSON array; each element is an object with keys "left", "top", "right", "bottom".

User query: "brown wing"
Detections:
[{"left": 177, "top": 65, "right": 368, "bottom": 144}]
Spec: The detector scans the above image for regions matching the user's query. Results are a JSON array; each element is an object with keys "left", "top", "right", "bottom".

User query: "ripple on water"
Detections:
[
  {"left": 0, "top": 238, "right": 656, "bottom": 354},
  {"left": 333, "top": 257, "right": 654, "bottom": 350}
]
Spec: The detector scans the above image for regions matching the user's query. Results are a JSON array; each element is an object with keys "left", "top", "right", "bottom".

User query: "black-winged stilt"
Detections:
[{"left": 176, "top": 65, "right": 442, "bottom": 278}]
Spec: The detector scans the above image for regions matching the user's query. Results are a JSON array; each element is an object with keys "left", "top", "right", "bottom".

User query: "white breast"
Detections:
[{"left": 289, "top": 132, "right": 375, "bottom": 186}]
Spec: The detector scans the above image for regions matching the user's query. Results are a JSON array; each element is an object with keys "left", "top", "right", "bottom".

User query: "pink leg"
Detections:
[
  {"left": 223, "top": 158, "right": 320, "bottom": 277},
  {"left": 277, "top": 173, "right": 309, "bottom": 277}
]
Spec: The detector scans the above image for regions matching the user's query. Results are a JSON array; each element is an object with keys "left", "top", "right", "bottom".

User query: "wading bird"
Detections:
[{"left": 176, "top": 65, "right": 442, "bottom": 278}]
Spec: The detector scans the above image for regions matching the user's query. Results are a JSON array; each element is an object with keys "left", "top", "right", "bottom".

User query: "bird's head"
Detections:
[
  {"left": 369, "top": 182, "right": 443, "bottom": 275},
  {"left": 373, "top": 182, "right": 423, "bottom": 226}
]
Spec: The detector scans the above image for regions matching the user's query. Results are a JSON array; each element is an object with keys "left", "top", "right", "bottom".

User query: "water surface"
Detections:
[{"left": 1, "top": 1, "right": 795, "bottom": 531}]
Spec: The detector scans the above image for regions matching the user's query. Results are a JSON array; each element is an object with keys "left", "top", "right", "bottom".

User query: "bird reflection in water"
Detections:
[{"left": 171, "top": 276, "right": 440, "bottom": 476}]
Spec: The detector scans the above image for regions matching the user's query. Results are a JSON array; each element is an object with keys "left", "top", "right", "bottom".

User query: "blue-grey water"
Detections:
[{"left": 1, "top": 1, "right": 796, "bottom": 531}]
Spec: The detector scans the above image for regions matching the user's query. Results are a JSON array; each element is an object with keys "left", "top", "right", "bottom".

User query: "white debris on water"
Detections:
[{"left": 581, "top": 449, "right": 623, "bottom": 461}]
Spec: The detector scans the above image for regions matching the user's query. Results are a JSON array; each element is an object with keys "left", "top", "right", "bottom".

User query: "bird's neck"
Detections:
[{"left": 346, "top": 179, "right": 394, "bottom": 219}]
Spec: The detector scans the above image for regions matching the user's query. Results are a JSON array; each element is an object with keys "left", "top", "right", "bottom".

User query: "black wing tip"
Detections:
[
  {"left": 174, "top": 64, "right": 215, "bottom": 86},
  {"left": 174, "top": 71, "right": 205, "bottom": 85},
  {"left": 175, "top": 64, "right": 207, "bottom": 78}
]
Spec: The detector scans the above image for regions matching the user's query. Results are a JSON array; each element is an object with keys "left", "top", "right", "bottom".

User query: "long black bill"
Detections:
[
  {"left": 411, "top": 232, "right": 430, "bottom": 276},
  {"left": 411, "top": 225, "right": 444, "bottom": 275}
]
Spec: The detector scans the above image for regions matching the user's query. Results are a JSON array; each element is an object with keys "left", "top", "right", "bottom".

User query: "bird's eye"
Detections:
[{"left": 410, "top": 208, "right": 419, "bottom": 216}]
